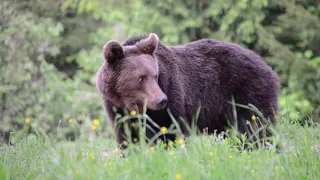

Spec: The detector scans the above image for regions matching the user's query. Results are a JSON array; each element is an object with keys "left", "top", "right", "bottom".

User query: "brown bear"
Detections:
[{"left": 96, "top": 33, "right": 281, "bottom": 149}]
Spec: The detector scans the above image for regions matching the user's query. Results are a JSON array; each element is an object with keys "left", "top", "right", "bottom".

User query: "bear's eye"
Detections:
[{"left": 139, "top": 75, "right": 147, "bottom": 83}]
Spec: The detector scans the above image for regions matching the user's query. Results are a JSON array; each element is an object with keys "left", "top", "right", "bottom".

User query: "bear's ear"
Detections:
[
  {"left": 136, "top": 33, "right": 159, "bottom": 55},
  {"left": 103, "top": 40, "right": 124, "bottom": 65}
]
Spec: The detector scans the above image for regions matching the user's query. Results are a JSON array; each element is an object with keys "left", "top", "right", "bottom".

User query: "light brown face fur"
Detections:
[
  {"left": 115, "top": 54, "right": 167, "bottom": 112},
  {"left": 97, "top": 33, "right": 167, "bottom": 113}
]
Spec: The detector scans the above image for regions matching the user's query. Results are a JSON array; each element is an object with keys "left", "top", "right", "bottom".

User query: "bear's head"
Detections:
[{"left": 96, "top": 33, "right": 167, "bottom": 113}]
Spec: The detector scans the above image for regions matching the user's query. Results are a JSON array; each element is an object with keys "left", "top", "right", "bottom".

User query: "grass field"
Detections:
[{"left": 0, "top": 119, "right": 319, "bottom": 180}]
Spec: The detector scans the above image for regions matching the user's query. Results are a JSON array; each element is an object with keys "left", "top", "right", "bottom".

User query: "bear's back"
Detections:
[{"left": 157, "top": 38, "right": 280, "bottom": 130}]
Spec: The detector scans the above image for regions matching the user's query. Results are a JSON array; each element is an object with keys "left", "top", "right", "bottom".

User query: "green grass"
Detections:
[{"left": 0, "top": 120, "right": 320, "bottom": 180}]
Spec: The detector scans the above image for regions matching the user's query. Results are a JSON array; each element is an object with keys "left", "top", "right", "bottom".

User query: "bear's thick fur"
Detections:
[{"left": 96, "top": 33, "right": 281, "bottom": 148}]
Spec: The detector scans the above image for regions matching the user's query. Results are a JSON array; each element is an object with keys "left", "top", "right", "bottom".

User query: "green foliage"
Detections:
[
  {"left": 279, "top": 89, "right": 313, "bottom": 122},
  {"left": 0, "top": 2, "right": 61, "bottom": 141},
  {"left": 0, "top": 1, "right": 106, "bottom": 143}
]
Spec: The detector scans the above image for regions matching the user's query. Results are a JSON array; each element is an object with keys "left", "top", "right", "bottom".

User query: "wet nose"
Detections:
[{"left": 157, "top": 96, "right": 168, "bottom": 109}]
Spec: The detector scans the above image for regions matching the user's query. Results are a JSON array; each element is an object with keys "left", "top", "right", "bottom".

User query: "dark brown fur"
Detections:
[{"left": 96, "top": 33, "right": 281, "bottom": 148}]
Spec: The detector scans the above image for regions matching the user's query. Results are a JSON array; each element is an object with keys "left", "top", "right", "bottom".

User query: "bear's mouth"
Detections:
[
  {"left": 125, "top": 98, "right": 167, "bottom": 114},
  {"left": 127, "top": 103, "right": 164, "bottom": 114}
]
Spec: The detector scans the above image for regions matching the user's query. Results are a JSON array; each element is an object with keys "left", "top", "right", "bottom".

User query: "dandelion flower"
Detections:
[
  {"left": 168, "top": 140, "right": 174, "bottom": 147},
  {"left": 68, "top": 119, "right": 73, "bottom": 124},
  {"left": 160, "top": 126, "right": 168, "bottom": 134},
  {"left": 93, "top": 119, "right": 100, "bottom": 126},
  {"left": 175, "top": 173, "right": 182, "bottom": 180},
  {"left": 177, "top": 138, "right": 184, "bottom": 144},
  {"left": 133, "top": 138, "right": 138, "bottom": 142},
  {"left": 209, "top": 152, "right": 213, "bottom": 156},
  {"left": 150, "top": 146, "right": 155, "bottom": 151},
  {"left": 130, "top": 110, "right": 137, "bottom": 116},
  {"left": 229, "top": 155, "right": 232, "bottom": 159},
  {"left": 24, "top": 118, "right": 30, "bottom": 124},
  {"left": 91, "top": 125, "right": 97, "bottom": 131},
  {"left": 251, "top": 170, "right": 254, "bottom": 173},
  {"left": 122, "top": 140, "right": 127, "bottom": 146},
  {"left": 173, "top": 156, "right": 177, "bottom": 159},
  {"left": 105, "top": 161, "right": 112, "bottom": 167},
  {"left": 114, "top": 148, "right": 120, "bottom": 153},
  {"left": 274, "top": 166, "right": 278, "bottom": 171},
  {"left": 88, "top": 153, "right": 95, "bottom": 160},
  {"left": 251, "top": 115, "right": 256, "bottom": 121}
]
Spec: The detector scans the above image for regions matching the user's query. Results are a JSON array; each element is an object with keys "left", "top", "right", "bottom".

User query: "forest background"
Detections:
[{"left": 1, "top": 0, "right": 320, "bottom": 143}]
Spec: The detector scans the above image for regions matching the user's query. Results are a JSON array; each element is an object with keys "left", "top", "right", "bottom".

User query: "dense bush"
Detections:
[{"left": 0, "top": 1, "right": 106, "bottom": 143}]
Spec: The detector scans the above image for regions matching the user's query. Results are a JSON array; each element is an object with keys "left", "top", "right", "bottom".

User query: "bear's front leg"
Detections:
[{"left": 103, "top": 99, "right": 128, "bottom": 149}]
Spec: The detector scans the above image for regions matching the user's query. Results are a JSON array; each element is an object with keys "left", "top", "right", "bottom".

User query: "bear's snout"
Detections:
[{"left": 156, "top": 95, "right": 168, "bottom": 109}]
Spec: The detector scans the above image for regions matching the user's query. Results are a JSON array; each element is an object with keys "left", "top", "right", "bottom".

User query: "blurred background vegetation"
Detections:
[{"left": 0, "top": 0, "right": 319, "bottom": 143}]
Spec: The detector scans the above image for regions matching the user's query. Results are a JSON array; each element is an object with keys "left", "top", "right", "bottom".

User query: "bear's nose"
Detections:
[{"left": 157, "top": 97, "right": 168, "bottom": 109}]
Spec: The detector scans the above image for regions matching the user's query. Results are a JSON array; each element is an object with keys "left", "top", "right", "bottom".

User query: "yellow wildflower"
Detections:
[
  {"left": 168, "top": 140, "right": 174, "bottom": 147},
  {"left": 114, "top": 148, "right": 120, "bottom": 153},
  {"left": 251, "top": 115, "right": 256, "bottom": 121},
  {"left": 93, "top": 119, "right": 100, "bottom": 126},
  {"left": 130, "top": 110, "right": 137, "bottom": 116},
  {"left": 229, "top": 155, "right": 232, "bottom": 159},
  {"left": 173, "top": 156, "right": 177, "bottom": 159},
  {"left": 150, "top": 146, "right": 155, "bottom": 151},
  {"left": 274, "top": 166, "right": 278, "bottom": 171},
  {"left": 177, "top": 138, "right": 184, "bottom": 144},
  {"left": 133, "top": 138, "right": 138, "bottom": 142},
  {"left": 251, "top": 170, "right": 254, "bottom": 173},
  {"left": 160, "top": 126, "right": 168, "bottom": 134},
  {"left": 209, "top": 152, "right": 213, "bottom": 156},
  {"left": 105, "top": 161, "right": 112, "bottom": 167},
  {"left": 24, "top": 118, "right": 30, "bottom": 124},
  {"left": 91, "top": 125, "right": 97, "bottom": 131},
  {"left": 68, "top": 119, "right": 73, "bottom": 124},
  {"left": 175, "top": 173, "right": 182, "bottom": 180},
  {"left": 122, "top": 140, "right": 127, "bottom": 146},
  {"left": 88, "top": 153, "right": 95, "bottom": 160}
]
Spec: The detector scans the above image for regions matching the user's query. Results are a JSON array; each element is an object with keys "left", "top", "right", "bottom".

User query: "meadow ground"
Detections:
[{"left": 0, "top": 119, "right": 319, "bottom": 180}]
